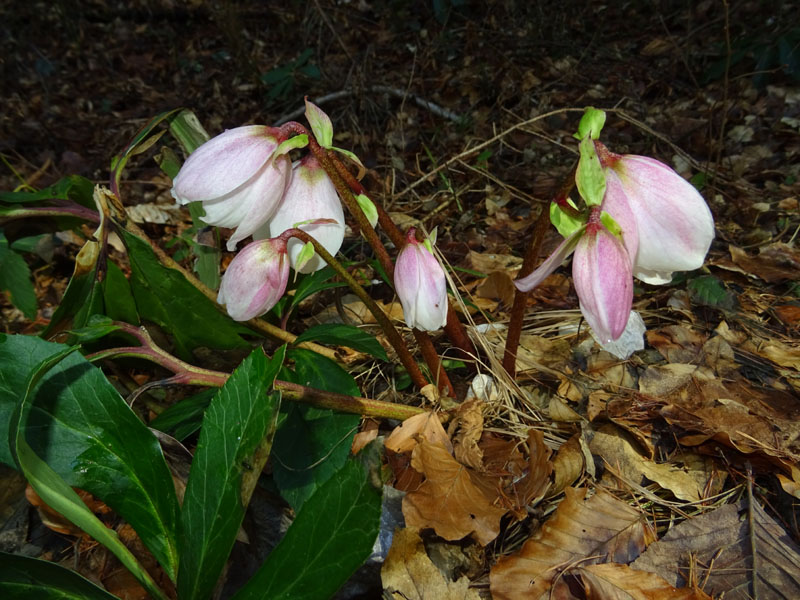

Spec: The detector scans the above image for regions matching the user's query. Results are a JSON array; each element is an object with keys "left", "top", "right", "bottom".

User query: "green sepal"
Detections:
[
  {"left": 576, "top": 136, "right": 607, "bottom": 207},
  {"left": 549, "top": 199, "right": 586, "bottom": 238},
  {"left": 574, "top": 107, "right": 607, "bottom": 140},
  {"left": 355, "top": 194, "right": 378, "bottom": 229},
  {"left": 305, "top": 99, "right": 334, "bottom": 148},
  {"left": 600, "top": 211, "right": 623, "bottom": 239},
  {"left": 275, "top": 135, "right": 309, "bottom": 156},
  {"left": 295, "top": 241, "right": 316, "bottom": 272}
]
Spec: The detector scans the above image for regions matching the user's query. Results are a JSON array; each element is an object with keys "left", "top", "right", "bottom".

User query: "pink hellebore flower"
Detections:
[
  {"left": 394, "top": 228, "right": 448, "bottom": 332},
  {"left": 600, "top": 146, "right": 715, "bottom": 284},
  {"left": 217, "top": 238, "right": 290, "bottom": 321},
  {"left": 572, "top": 218, "right": 634, "bottom": 343},
  {"left": 171, "top": 125, "right": 291, "bottom": 251},
  {"left": 259, "top": 156, "right": 345, "bottom": 274}
]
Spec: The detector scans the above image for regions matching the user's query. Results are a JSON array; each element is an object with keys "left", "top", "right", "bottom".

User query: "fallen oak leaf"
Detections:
[
  {"left": 402, "top": 440, "right": 507, "bottom": 546},
  {"left": 385, "top": 411, "right": 452, "bottom": 454},
  {"left": 490, "top": 487, "right": 655, "bottom": 600}
]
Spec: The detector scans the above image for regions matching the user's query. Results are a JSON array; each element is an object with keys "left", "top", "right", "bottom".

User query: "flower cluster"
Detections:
[
  {"left": 515, "top": 110, "right": 715, "bottom": 347},
  {"left": 171, "top": 102, "right": 346, "bottom": 320}
]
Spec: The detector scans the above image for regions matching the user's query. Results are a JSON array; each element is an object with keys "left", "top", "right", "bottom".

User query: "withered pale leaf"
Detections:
[
  {"left": 578, "top": 563, "right": 711, "bottom": 599},
  {"left": 551, "top": 434, "right": 585, "bottom": 495},
  {"left": 590, "top": 424, "right": 718, "bottom": 502},
  {"left": 450, "top": 400, "right": 485, "bottom": 471},
  {"left": 490, "top": 487, "right": 655, "bottom": 600},
  {"left": 403, "top": 441, "right": 507, "bottom": 546},
  {"left": 385, "top": 411, "right": 452, "bottom": 454},
  {"left": 632, "top": 500, "right": 800, "bottom": 599},
  {"left": 382, "top": 527, "right": 480, "bottom": 600}
]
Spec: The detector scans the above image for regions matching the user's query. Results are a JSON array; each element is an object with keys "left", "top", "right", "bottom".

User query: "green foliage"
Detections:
[
  {"left": 688, "top": 275, "right": 738, "bottom": 310},
  {"left": 122, "top": 229, "right": 250, "bottom": 358},
  {"left": 231, "top": 458, "right": 382, "bottom": 600},
  {"left": 272, "top": 349, "right": 360, "bottom": 511},
  {"left": 178, "top": 347, "right": 283, "bottom": 600},
  {"left": 0, "top": 334, "right": 181, "bottom": 580},
  {"left": 0, "top": 552, "right": 120, "bottom": 599},
  {"left": 149, "top": 389, "right": 216, "bottom": 441},
  {"left": 260, "top": 49, "right": 321, "bottom": 106},
  {"left": 294, "top": 323, "right": 388, "bottom": 361},
  {"left": 0, "top": 232, "right": 37, "bottom": 319}
]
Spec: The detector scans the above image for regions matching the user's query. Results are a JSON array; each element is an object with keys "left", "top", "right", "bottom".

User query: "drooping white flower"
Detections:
[{"left": 394, "top": 228, "right": 448, "bottom": 332}]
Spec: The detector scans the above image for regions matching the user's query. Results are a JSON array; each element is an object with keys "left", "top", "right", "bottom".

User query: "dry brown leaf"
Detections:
[
  {"left": 490, "top": 487, "right": 655, "bottom": 600},
  {"left": 468, "top": 250, "right": 523, "bottom": 274},
  {"left": 578, "top": 563, "right": 712, "bottom": 599},
  {"left": 551, "top": 433, "right": 585, "bottom": 495},
  {"left": 381, "top": 527, "right": 480, "bottom": 600},
  {"left": 549, "top": 396, "right": 583, "bottom": 422},
  {"left": 385, "top": 411, "right": 452, "bottom": 454},
  {"left": 589, "top": 425, "right": 719, "bottom": 502},
  {"left": 632, "top": 500, "right": 800, "bottom": 599},
  {"left": 403, "top": 441, "right": 507, "bottom": 546},
  {"left": 510, "top": 429, "right": 553, "bottom": 513},
  {"left": 475, "top": 271, "right": 517, "bottom": 307},
  {"left": 450, "top": 400, "right": 485, "bottom": 471},
  {"left": 351, "top": 419, "right": 379, "bottom": 455},
  {"left": 638, "top": 364, "right": 698, "bottom": 397}
]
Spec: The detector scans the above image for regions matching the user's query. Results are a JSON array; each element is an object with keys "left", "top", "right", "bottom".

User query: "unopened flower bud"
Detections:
[{"left": 394, "top": 228, "right": 448, "bottom": 332}]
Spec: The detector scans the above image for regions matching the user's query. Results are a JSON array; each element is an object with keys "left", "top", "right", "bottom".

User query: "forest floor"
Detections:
[{"left": 1, "top": 1, "right": 800, "bottom": 598}]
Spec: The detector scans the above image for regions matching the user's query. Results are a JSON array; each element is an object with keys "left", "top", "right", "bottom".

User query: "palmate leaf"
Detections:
[
  {"left": 0, "top": 334, "right": 180, "bottom": 582},
  {"left": 178, "top": 346, "right": 284, "bottom": 600},
  {"left": 8, "top": 346, "right": 168, "bottom": 600}
]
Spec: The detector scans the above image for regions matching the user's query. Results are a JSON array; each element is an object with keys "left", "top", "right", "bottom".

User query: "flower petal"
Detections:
[
  {"left": 172, "top": 125, "right": 281, "bottom": 203},
  {"left": 573, "top": 226, "right": 633, "bottom": 343},
  {"left": 613, "top": 155, "right": 714, "bottom": 282},
  {"left": 266, "top": 158, "right": 345, "bottom": 273},
  {"left": 217, "top": 238, "right": 289, "bottom": 321},
  {"left": 514, "top": 229, "right": 583, "bottom": 292},
  {"left": 394, "top": 230, "right": 448, "bottom": 331},
  {"left": 600, "top": 169, "right": 638, "bottom": 262}
]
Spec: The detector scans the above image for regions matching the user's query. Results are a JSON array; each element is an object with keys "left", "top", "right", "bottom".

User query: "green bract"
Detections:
[
  {"left": 576, "top": 136, "right": 607, "bottom": 207},
  {"left": 549, "top": 199, "right": 586, "bottom": 238},
  {"left": 574, "top": 107, "right": 607, "bottom": 140}
]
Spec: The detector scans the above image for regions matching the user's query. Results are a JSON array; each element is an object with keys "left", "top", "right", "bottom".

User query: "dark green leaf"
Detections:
[
  {"left": 150, "top": 389, "right": 215, "bottom": 441},
  {"left": 178, "top": 347, "right": 284, "bottom": 600},
  {"left": 0, "top": 233, "right": 37, "bottom": 319},
  {"left": 272, "top": 349, "right": 359, "bottom": 511},
  {"left": 0, "top": 552, "right": 120, "bottom": 599},
  {"left": 0, "top": 175, "right": 94, "bottom": 208},
  {"left": 688, "top": 275, "right": 737, "bottom": 310},
  {"left": 103, "top": 261, "right": 139, "bottom": 324},
  {"left": 231, "top": 458, "right": 382, "bottom": 600},
  {"left": 0, "top": 334, "right": 180, "bottom": 580},
  {"left": 8, "top": 346, "right": 169, "bottom": 600},
  {"left": 111, "top": 109, "right": 182, "bottom": 191},
  {"left": 121, "top": 229, "right": 250, "bottom": 358},
  {"left": 294, "top": 323, "right": 387, "bottom": 361},
  {"left": 63, "top": 315, "right": 121, "bottom": 344},
  {"left": 289, "top": 266, "right": 348, "bottom": 309}
]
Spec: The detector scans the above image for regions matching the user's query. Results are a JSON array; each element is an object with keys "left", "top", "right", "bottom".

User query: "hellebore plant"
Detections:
[
  {"left": 515, "top": 107, "right": 715, "bottom": 347},
  {"left": 394, "top": 228, "right": 449, "bottom": 332}
]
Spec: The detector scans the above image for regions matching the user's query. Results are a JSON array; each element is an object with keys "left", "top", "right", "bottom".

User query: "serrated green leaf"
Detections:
[
  {"left": 687, "top": 275, "right": 738, "bottom": 310},
  {"left": 121, "top": 229, "right": 250, "bottom": 358},
  {"left": 0, "top": 334, "right": 180, "bottom": 581},
  {"left": 0, "top": 233, "right": 37, "bottom": 319},
  {"left": 294, "top": 323, "right": 387, "bottom": 361},
  {"left": 8, "top": 345, "right": 169, "bottom": 600},
  {"left": 0, "top": 552, "right": 120, "bottom": 599},
  {"left": 272, "top": 349, "right": 360, "bottom": 511},
  {"left": 178, "top": 347, "right": 284, "bottom": 600},
  {"left": 231, "top": 458, "right": 382, "bottom": 600}
]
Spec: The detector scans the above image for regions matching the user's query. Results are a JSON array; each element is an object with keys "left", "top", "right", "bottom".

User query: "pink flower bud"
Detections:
[
  {"left": 171, "top": 125, "right": 291, "bottom": 251},
  {"left": 572, "top": 219, "right": 633, "bottom": 344},
  {"left": 609, "top": 154, "right": 714, "bottom": 284},
  {"left": 261, "top": 156, "right": 345, "bottom": 274},
  {"left": 216, "top": 238, "right": 289, "bottom": 321},
  {"left": 394, "top": 229, "right": 448, "bottom": 332}
]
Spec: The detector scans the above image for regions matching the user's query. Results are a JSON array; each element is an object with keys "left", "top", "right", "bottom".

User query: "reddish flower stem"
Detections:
[
  {"left": 86, "top": 322, "right": 425, "bottom": 420},
  {"left": 329, "top": 148, "right": 477, "bottom": 373},
  {"left": 282, "top": 121, "right": 457, "bottom": 397},
  {"left": 502, "top": 165, "right": 577, "bottom": 377}
]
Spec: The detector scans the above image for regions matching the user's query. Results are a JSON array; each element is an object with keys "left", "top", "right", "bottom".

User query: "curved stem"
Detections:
[
  {"left": 503, "top": 164, "right": 577, "bottom": 377},
  {"left": 85, "top": 327, "right": 424, "bottom": 420},
  {"left": 282, "top": 227, "right": 429, "bottom": 392}
]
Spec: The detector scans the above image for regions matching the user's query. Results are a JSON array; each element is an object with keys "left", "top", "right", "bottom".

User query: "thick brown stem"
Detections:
[{"left": 503, "top": 166, "right": 577, "bottom": 377}]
